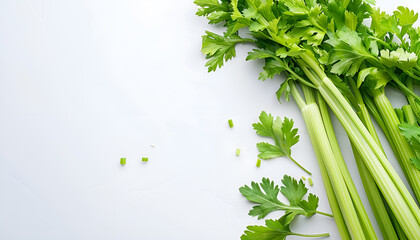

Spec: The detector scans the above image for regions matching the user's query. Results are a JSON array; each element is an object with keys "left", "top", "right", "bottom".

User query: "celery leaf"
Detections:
[
  {"left": 239, "top": 176, "right": 318, "bottom": 219},
  {"left": 253, "top": 111, "right": 299, "bottom": 159},
  {"left": 399, "top": 123, "right": 420, "bottom": 170}
]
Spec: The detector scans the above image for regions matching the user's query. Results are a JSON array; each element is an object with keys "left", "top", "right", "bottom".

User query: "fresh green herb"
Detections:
[
  {"left": 240, "top": 176, "right": 330, "bottom": 239},
  {"left": 239, "top": 176, "right": 324, "bottom": 219},
  {"left": 256, "top": 159, "right": 261, "bottom": 167},
  {"left": 142, "top": 157, "right": 148, "bottom": 162},
  {"left": 241, "top": 213, "right": 329, "bottom": 240},
  {"left": 253, "top": 111, "right": 310, "bottom": 175},
  {"left": 399, "top": 123, "right": 420, "bottom": 170},
  {"left": 228, "top": 119, "right": 234, "bottom": 128},
  {"left": 301, "top": 176, "right": 306, "bottom": 180},
  {"left": 236, "top": 148, "right": 241, "bottom": 156},
  {"left": 120, "top": 158, "right": 126, "bottom": 165}
]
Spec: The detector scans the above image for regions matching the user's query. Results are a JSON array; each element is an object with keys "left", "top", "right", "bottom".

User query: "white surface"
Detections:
[{"left": 0, "top": 0, "right": 418, "bottom": 239}]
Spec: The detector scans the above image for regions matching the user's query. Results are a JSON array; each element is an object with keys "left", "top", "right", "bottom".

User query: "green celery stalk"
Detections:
[
  {"left": 403, "top": 105, "right": 416, "bottom": 125},
  {"left": 371, "top": 89, "right": 420, "bottom": 202},
  {"left": 298, "top": 52, "right": 420, "bottom": 238},
  {"left": 316, "top": 92, "right": 377, "bottom": 239},
  {"left": 348, "top": 78, "right": 400, "bottom": 239},
  {"left": 406, "top": 78, "right": 420, "bottom": 122},
  {"left": 291, "top": 82, "right": 367, "bottom": 239}
]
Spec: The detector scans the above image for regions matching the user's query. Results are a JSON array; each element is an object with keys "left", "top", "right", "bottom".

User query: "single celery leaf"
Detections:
[
  {"left": 357, "top": 67, "right": 377, "bottom": 88},
  {"left": 257, "top": 142, "right": 285, "bottom": 159},
  {"left": 258, "top": 58, "right": 289, "bottom": 81},
  {"left": 370, "top": 8, "right": 393, "bottom": 38},
  {"left": 206, "top": 11, "right": 231, "bottom": 24},
  {"left": 283, "top": 0, "right": 310, "bottom": 15},
  {"left": 347, "top": 0, "right": 374, "bottom": 22},
  {"left": 247, "top": 49, "right": 277, "bottom": 60},
  {"left": 246, "top": 49, "right": 289, "bottom": 81},
  {"left": 410, "top": 158, "right": 420, "bottom": 170},
  {"left": 253, "top": 111, "right": 275, "bottom": 137},
  {"left": 358, "top": 69, "right": 391, "bottom": 91},
  {"left": 239, "top": 178, "right": 286, "bottom": 219},
  {"left": 278, "top": 117, "right": 299, "bottom": 156},
  {"left": 408, "top": 27, "right": 420, "bottom": 56},
  {"left": 239, "top": 176, "right": 318, "bottom": 219},
  {"left": 276, "top": 79, "right": 291, "bottom": 103},
  {"left": 326, "top": 29, "right": 374, "bottom": 76},
  {"left": 194, "top": 0, "right": 229, "bottom": 17},
  {"left": 379, "top": 48, "right": 418, "bottom": 71},
  {"left": 241, "top": 213, "right": 328, "bottom": 240},
  {"left": 241, "top": 216, "right": 293, "bottom": 240},
  {"left": 394, "top": 6, "right": 418, "bottom": 27},
  {"left": 344, "top": 10, "right": 358, "bottom": 31},
  {"left": 399, "top": 123, "right": 420, "bottom": 170},
  {"left": 290, "top": 27, "right": 325, "bottom": 46},
  {"left": 399, "top": 123, "right": 420, "bottom": 143},
  {"left": 253, "top": 111, "right": 299, "bottom": 159},
  {"left": 298, "top": 193, "right": 319, "bottom": 215},
  {"left": 280, "top": 175, "right": 307, "bottom": 205},
  {"left": 201, "top": 31, "right": 251, "bottom": 72}
]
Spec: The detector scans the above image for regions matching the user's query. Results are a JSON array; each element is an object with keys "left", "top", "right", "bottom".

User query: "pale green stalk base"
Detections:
[
  {"left": 290, "top": 82, "right": 351, "bottom": 239},
  {"left": 349, "top": 79, "right": 400, "bottom": 239},
  {"left": 302, "top": 103, "right": 366, "bottom": 239},
  {"left": 299, "top": 52, "right": 420, "bottom": 238},
  {"left": 317, "top": 94, "right": 377, "bottom": 240}
]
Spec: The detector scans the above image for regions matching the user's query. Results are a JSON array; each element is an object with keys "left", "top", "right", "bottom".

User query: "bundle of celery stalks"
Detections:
[{"left": 195, "top": 0, "right": 420, "bottom": 239}]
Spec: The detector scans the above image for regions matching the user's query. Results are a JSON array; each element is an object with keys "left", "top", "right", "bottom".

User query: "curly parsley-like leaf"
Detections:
[
  {"left": 201, "top": 31, "right": 252, "bottom": 72},
  {"left": 399, "top": 123, "right": 420, "bottom": 171},
  {"left": 276, "top": 79, "right": 291, "bottom": 103},
  {"left": 239, "top": 176, "right": 319, "bottom": 219},
  {"left": 194, "top": 0, "right": 229, "bottom": 18},
  {"left": 253, "top": 111, "right": 310, "bottom": 173},
  {"left": 280, "top": 175, "right": 308, "bottom": 205},
  {"left": 257, "top": 142, "right": 285, "bottom": 159},
  {"left": 326, "top": 29, "right": 376, "bottom": 76},
  {"left": 394, "top": 6, "right": 418, "bottom": 27},
  {"left": 241, "top": 213, "right": 329, "bottom": 240}
]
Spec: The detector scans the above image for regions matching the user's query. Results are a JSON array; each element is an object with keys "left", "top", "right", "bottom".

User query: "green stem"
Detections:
[
  {"left": 289, "top": 155, "right": 312, "bottom": 175},
  {"left": 316, "top": 210, "right": 333, "bottom": 218},
  {"left": 317, "top": 92, "right": 377, "bottom": 240},
  {"left": 301, "top": 101, "right": 366, "bottom": 239},
  {"left": 405, "top": 78, "right": 420, "bottom": 123},
  {"left": 403, "top": 105, "right": 416, "bottom": 125},
  {"left": 290, "top": 82, "right": 351, "bottom": 240},
  {"left": 388, "top": 71, "right": 420, "bottom": 103},
  {"left": 348, "top": 78, "right": 400, "bottom": 239},
  {"left": 371, "top": 89, "right": 420, "bottom": 202},
  {"left": 291, "top": 232, "right": 330, "bottom": 238},
  {"left": 298, "top": 52, "right": 420, "bottom": 237}
]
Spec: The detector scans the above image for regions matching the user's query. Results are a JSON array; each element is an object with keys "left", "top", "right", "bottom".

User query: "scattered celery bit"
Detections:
[
  {"left": 256, "top": 159, "right": 261, "bottom": 167},
  {"left": 142, "top": 157, "right": 148, "bottom": 162},
  {"left": 308, "top": 178, "right": 313, "bottom": 186},
  {"left": 228, "top": 119, "right": 234, "bottom": 128},
  {"left": 301, "top": 176, "right": 306, "bottom": 180},
  {"left": 236, "top": 148, "right": 241, "bottom": 156},
  {"left": 120, "top": 158, "right": 126, "bottom": 165}
]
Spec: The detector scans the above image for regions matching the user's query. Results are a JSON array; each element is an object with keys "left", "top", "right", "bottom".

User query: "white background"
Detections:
[{"left": 0, "top": 0, "right": 418, "bottom": 239}]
